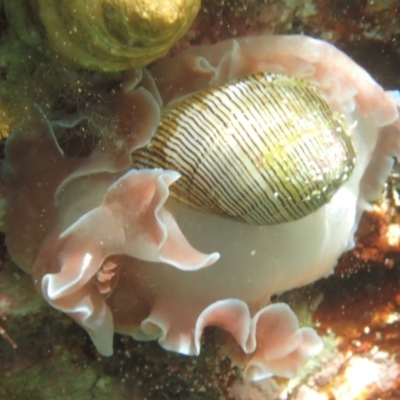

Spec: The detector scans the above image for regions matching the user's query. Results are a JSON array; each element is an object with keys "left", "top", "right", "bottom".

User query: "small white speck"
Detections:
[{"left": 386, "top": 312, "right": 400, "bottom": 324}]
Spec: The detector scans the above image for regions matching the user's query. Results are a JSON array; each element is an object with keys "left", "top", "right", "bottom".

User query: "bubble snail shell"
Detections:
[
  {"left": 2, "top": 35, "right": 400, "bottom": 381},
  {"left": 133, "top": 72, "right": 356, "bottom": 225},
  {"left": 3, "top": 0, "right": 200, "bottom": 71}
]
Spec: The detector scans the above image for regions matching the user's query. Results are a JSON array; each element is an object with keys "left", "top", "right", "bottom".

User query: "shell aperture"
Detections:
[{"left": 131, "top": 72, "right": 356, "bottom": 225}]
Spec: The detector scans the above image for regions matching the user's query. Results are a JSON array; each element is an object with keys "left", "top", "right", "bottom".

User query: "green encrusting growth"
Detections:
[{"left": 132, "top": 72, "right": 356, "bottom": 225}]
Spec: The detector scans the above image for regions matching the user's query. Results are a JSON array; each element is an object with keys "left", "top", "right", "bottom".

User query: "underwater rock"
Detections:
[
  {"left": 3, "top": 0, "right": 200, "bottom": 71},
  {"left": 2, "top": 34, "right": 400, "bottom": 381}
]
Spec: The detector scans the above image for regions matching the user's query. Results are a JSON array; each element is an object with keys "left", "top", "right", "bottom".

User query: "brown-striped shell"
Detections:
[
  {"left": 3, "top": 0, "right": 200, "bottom": 71},
  {"left": 132, "top": 72, "right": 356, "bottom": 225}
]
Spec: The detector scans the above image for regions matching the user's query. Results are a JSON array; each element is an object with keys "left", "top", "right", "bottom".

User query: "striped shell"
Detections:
[{"left": 131, "top": 72, "right": 356, "bottom": 225}]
